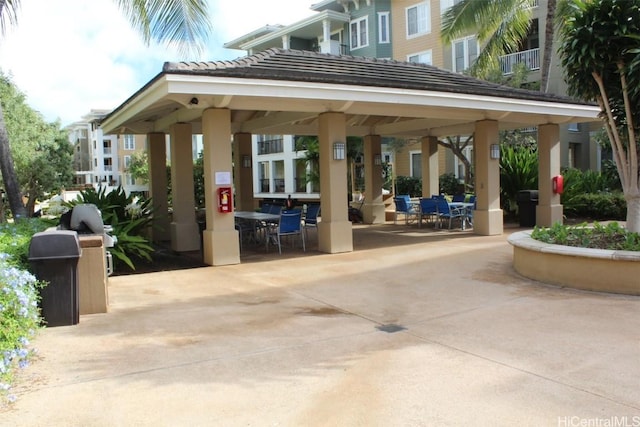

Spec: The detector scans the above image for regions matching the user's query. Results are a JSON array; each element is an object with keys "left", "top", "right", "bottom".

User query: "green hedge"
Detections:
[{"left": 563, "top": 192, "right": 626, "bottom": 220}]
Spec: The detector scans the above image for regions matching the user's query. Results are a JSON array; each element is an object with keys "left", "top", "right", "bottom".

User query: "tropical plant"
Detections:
[
  {"left": 532, "top": 221, "right": 640, "bottom": 251},
  {"left": 439, "top": 173, "right": 460, "bottom": 196},
  {"left": 441, "top": 0, "right": 556, "bottom": 90},
  {"left": 499, "top": 143, "right": 539, "bottom": 215},
  {"left": 558, "top": 0, "right": 640, "bottom": 232},
  {"left": 66, "top": 186, "right": 155, "bottom": 270},
  {"left": 395, "top": 176, "right": 422, "bottom": 198},
  {"left": 0, "top": 0, "right": 212, "bottom": 221},
  {"left": 126, "top": 151, "right": 150, "bottom": 184}
]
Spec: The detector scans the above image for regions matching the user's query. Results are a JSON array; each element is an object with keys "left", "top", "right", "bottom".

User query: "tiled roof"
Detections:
[{"left": 163, "top": 48, "right": 581, "bottom": 104}]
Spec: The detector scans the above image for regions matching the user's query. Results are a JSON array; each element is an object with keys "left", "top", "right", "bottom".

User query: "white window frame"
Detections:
[
  {"left": 350, "top": 16, "right": 369, "bottom": 50},
  {"left": 452, "top": 35, "right": 479, "bottom": 73},
  {"left": 124, "top": 155, "right": 132, "bottom": 168},
  {"left": 378, "top": 12, "right": 390, "bottom": 44},
  {"left": 410, "top": 151, "right": 422, "bottom": 178},
  {"left": 124, "top": 134, "right": 135, "bottom": 150},
  {"left": 407, "top": 49, "right": 433, "bottom": 65},
  {"left": 406, "top": 2, "right": 431, "bottom": 38}
]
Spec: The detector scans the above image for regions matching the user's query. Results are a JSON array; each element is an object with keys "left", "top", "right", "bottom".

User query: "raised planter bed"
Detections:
[{"left": 508, "top": 230, "right": 640, "bottom": 296}]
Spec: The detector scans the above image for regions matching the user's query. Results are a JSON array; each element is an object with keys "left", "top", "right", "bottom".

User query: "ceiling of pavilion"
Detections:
[{"left": 100, "top": 49, "right": 600, "bottom": 138}]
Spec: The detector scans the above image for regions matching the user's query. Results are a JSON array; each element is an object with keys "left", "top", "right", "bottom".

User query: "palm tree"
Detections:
[
  {"left": 441, "top": 0, "right": 556, "bottom": 92},
  {"left": 0, "top": 0, "right": 212, "bottom": 220}
]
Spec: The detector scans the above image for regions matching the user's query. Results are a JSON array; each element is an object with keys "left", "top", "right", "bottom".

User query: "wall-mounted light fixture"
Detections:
[
  {"left": 490, "top": 144, "right": 501, "bottom": 160},
  {"left": 242, "top": 155, "right": 251, "bottom": 168},
  {"left": 374, "top": 154, "right": 382, "bottom": 166},
  {"left": 333, "top": 142, "right": 345, "bottom": 160}
]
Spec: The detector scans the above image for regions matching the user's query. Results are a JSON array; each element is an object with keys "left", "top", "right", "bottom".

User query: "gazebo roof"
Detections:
[{"left": 101, "top": 49, "right": 599, "bottom": 137}]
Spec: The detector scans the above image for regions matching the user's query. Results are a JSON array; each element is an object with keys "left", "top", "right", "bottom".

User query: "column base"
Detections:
[
  {"left": 473, "top": 209, "right": 503, "bottom": 236},
  {"left": 362, "top": 203, "right": 386, "bottom": 224},
  {"left": 202, "top": 229, "right": 240, "bottom": 266},
  {"left": 318, "top": 221, "right": 353, "bottom": 253},
  {"left": 170, "top": 221, "right": 201, "bottom": 252},
  {"left": 536, "top": 204, "right": 564, "bottom": 227}
]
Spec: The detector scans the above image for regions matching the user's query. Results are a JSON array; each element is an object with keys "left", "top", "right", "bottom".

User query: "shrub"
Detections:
[
  {"left": 0, "top": 253, "right": 44, "bottom": 404},
  {"left": 0, "top": 219, "right": 52, "bottom": 270},
  {"left": 563, "top": 192, "right": 626, "bottom": 220},
  {"left": 395, "top": 176, "right": 422, "bottom": 197},
  {"left": 532, "top": 221, "right": 640, "bottom": 251},
  {"left": 499, "top": 144, "right": 538, "bottom": 215},
  {"left": 439, "top": 173, "right": 460, "bottom": 196}
]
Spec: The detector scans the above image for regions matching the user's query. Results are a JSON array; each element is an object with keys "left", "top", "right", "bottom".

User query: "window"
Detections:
[
  {"left": 124, "top": 155, "right": 132, "bottom": 168},
  {"left": 124, "top": 174, "right": 135, "bottom": 186},
  {"left": 378, "top": 12, "right": 390, "bottom": 44},
  {"left": 124, "top": 134, "right": 135, "bottom": 150},
  {"left": 453, "top": 36, "right": 478, "bottom": 72},
  {"left": 408, "top": 50, "right": 433, "bottom": 65},
  {"left": 350, "top": 16, "right": 368, "bottom": 49},
  {"left": 568, "top": 123, "right": 579, "bottom": 132},
  {"left": 406, "top": 2, "right": 430, "bottom": 38},
  {"left": 410, "top": 152, "right": 422, "bottom": 178}
]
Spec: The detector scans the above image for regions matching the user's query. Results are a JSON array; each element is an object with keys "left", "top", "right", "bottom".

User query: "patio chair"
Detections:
[
  {"left": 435, "top": 198, "right": 465, "bottom": 230},
  {"left": 303, "top": 203, "right": 321, "bottom": 240},
  {"left": 452, "top": 194, "right": 466, "bottom": 203},
  {"left": 418, "top": 197, "right": 438, "bottom": 228},
  {"left": 393, "top": 195, "right": 418, "bottom": 225},
  {"left": 267, "top": 209, "right": 305, "bottom": 254}
]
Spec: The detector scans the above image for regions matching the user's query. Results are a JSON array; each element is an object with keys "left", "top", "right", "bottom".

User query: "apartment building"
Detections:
[
  {"left": 225, "top": 0, "right": 597, "bottom": 199},
  {"left": 66, "top": 109, "right": 148, "bottom": 195}
]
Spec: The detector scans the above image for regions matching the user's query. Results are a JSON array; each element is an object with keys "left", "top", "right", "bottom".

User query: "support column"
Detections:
[
  {"left": 147, "top": 132, "right": 170, "bottom": 242},
  {"left": 318, "top": 112, "right": 353, "bottom": 253},
  {"left": 421, "top": 136, "right": 439, "bottom": 198},
  {"left": 169, "top": 123, "right": 200, "bottom": 251},
  {"left": 202, "top": 108, "right": 240, "bottom": 266},
  {"left": 233, "top": 132, "right": 255, "bottom": 211},
  {"left": 474, "top": 120, "right": 503, "bottom": 235},
  {"left": 537, "top": 123, "right": 563, "bottom": 226},
  {"left": 362, "top": 135, "right": 385, "bottom": 224}
]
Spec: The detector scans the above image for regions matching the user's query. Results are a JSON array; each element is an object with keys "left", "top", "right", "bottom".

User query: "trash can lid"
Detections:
[
  {"left": 29, "top": 230, "right": 81, "bottom": 260},
  {"left": 517, "top": 190, "right": 539, "bottom": 201}
]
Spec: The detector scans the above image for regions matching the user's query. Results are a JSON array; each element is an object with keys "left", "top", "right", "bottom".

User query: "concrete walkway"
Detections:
[{"left": 2, "top": 224, "right": 639, "bottom": 426}]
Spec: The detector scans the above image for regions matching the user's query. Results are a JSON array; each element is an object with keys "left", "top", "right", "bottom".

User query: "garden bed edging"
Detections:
[{"left": 508, "top": 230, "right": 640, "bottom": 296}]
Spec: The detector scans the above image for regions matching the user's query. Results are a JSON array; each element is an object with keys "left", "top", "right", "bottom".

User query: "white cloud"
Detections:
[{"left": 0, "top": 0, "right": 315, "bottom": 126}]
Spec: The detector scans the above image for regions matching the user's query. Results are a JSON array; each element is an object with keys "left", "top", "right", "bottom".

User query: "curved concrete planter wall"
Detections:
[{"left": 508, "top": 231, "right": 640, "bottom": 296}]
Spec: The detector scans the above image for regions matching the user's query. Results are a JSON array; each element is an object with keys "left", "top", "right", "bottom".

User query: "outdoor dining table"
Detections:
[
  {"left": 234, "top": 211, "right": 280, "bottom": 247},
  {"left": 447, "top": 202, "right": 475, "bottom": 230}
]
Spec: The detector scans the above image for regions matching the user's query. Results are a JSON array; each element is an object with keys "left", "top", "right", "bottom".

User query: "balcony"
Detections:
[
  {"left": 257, "top": 137, "right": 284, "bottom": 155},
  {"left": 499, "top": 48, "right": 540, "bottom": 75}
]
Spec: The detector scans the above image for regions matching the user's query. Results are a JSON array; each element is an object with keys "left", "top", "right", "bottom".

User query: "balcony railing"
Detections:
[
  {"left": 257, "top": 137, "right": 284, "bottom": 155},
  {"left": 499, "top": 48, "right": 540, "bottom": 75}
]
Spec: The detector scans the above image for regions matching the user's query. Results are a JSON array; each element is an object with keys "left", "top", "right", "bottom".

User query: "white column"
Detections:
[
  {"left": 147, "top": 132, "right": 170, "bottom": 242},
  {"left": 473, "top": 120, "right": 503, "bottom": 235},
  {"left": 282, "top": 35, "right": 290, "bottom": 50},
  {"left": 536, "top": 123, "right": 563, "bottom": 226},
  {"left": 202, "top": 108, "right": 240, "bottom": 266},
  {"left": 169, "top": 123, "right": 200, "bottom": 251}
]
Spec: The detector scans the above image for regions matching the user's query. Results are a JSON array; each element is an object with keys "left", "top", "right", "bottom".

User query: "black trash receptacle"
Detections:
[
  {"left": 29, "top": 231, "right": 82, "bottom": 327},
  {"left": 517, "top": 190, "right": 539, "bottom": 227}
]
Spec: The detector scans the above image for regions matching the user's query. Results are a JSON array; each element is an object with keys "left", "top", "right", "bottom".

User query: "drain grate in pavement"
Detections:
[{"left": 376, "top": 323, "right": 407, "bottom": 333}]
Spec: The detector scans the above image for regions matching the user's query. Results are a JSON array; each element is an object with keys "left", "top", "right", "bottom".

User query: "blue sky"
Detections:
[{"left": 0, "top": 0, "right": 314, "bottom": 126}]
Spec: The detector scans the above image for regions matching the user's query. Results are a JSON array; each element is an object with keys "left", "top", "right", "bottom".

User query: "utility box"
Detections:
[
  {"left": 77, "top": 235, "right": 108, "bottom": 315},
  {"left": 517, "top": 190, "right": 539, "bottom": 228},
  {"left": 29, "top": 231, "right": 81, "bottom": 327}
]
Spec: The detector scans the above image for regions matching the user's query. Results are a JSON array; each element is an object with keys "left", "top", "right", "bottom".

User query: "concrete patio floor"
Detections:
[{"left": 2, "top": 223, "right": 639, "bottom": 426}]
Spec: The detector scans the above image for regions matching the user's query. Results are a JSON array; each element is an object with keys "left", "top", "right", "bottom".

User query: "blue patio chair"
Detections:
[
  {"left": 452, "top": 194, "right": 466, "bottom": 202},
  {"left": 394, "top": 195, "right": 418, "bottom": 225},
  {"left": 418, "top": 197, "right": 438, "bottom": 228},
  {"left": 267, "top": 209, "right": 305, "bottom": 254},
  {"left": 260, "top": 203, "right": 272, "bottom": 213},
  {"left": 303, "top": 203, "right": 321, "bottom": 240},
  {"left": 435, "top": 198, "right": 465, "bottom": 229}
]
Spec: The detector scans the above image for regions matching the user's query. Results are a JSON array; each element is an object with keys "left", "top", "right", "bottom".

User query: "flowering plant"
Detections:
[{"left": 0, "top": 253, "right": 43, "bottom": 404}]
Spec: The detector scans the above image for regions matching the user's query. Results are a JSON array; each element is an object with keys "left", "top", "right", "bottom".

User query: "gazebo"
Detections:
[{"left": 100, "top": 49, "right": 600, "bottom": 266}]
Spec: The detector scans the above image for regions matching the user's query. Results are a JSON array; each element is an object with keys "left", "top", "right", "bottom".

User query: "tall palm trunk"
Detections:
[
  {"left": 0, "top": 104, "right": 27, "bottom": 220},
  {"left": 540, "top": 0, "right": 557, "bottom": 93}
]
